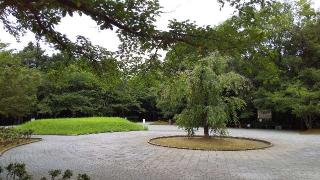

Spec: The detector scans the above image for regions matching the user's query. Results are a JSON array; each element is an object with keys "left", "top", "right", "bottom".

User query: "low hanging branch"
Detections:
[{"left": 0, "top": 0, "right": 268, "bottom": 59}]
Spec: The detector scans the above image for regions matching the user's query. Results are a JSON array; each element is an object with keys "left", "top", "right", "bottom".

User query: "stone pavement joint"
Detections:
[{"left": 1, "top": 126, "right": 320, "bottom": 180}]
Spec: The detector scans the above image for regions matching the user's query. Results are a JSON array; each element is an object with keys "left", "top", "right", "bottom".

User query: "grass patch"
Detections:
[
  {"left": 0, "top": 138, "right": 41, "bottom": 155},
  {"left": 300, "top": 129, "right": 320, "bottom": 135},
  {"left": 16, "top": 117, "right": 147, "bottom": 135},
  {"left": 149, "top": 136, "right": 271, "bottom": 151},
  {"left": 150, "top": 120, "right": 169, "bottom": 125}
]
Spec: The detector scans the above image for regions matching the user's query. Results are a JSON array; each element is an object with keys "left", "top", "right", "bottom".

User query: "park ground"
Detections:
[{"left": 1, "top": 125, "right": 320, "bottom": 180}]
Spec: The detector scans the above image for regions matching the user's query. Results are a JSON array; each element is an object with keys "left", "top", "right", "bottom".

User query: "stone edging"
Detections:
[
  {"left": 148, "top": 135, "right": 273, "bottom": 151},
  {"left": 0, "top": 138, "right": 42, "bottom": 156}
]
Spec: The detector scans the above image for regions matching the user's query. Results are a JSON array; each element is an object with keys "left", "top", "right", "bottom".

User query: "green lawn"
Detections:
[{"left": 16, "top": 117, "right": 147, "bottom": 135}]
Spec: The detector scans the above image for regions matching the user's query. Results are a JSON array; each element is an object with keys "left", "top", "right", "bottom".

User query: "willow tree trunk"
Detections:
[
  {"left": 204, "top": 125, "right": 209, "bottom": 137},
  {"left": 203, "top": 105, "right": 209, "bottom": 137}
]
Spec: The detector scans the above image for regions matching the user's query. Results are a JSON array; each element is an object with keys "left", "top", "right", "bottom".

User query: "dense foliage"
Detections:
[
  {"left": 0, "top": 45, "right": 41, "bottom": 122},
  {"left": 0, "top": 42, "right": 162, "bottom": 125},
  {"left": 157, "top": 0, "right": 320, "bottom": 130},
  {"left": 168, "top": 55, "right": 248, "bottom": 136},
  {"left": 0, "top": 0, "right": 319, "bottom": 130}
]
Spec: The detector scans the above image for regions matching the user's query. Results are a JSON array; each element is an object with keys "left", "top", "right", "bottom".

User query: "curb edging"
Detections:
[
  {"left": 148, "top": 135, "right": 273, "bottom": 151},
  {"left": 0, "top": 138, "right": 42, "bottom": 156}
]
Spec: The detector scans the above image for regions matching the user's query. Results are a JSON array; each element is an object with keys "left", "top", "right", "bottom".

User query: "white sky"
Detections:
[{"left": 0, "top": 0, "right": 319, "bottom": 54}]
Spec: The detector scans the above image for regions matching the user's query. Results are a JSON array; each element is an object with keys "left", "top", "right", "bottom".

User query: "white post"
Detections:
[{"left": 142, "top": 118, "right": 146, "bottom": 124}]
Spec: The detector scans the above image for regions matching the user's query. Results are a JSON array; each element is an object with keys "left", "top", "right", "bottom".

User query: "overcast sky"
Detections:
[{"left": 1, "top": 0, "right": 319, "bottom": 54}]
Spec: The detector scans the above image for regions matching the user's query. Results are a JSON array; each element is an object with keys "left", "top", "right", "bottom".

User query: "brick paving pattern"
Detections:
[{"left": 1, "top": 125, "right": 320, "bottom": 180}]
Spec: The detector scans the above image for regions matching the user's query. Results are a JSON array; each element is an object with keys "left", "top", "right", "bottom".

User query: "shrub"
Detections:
[
  {"left": 0, "top": 163, "right": 90, "bottom": 180},
  {"left": 0, "top": 127, "right": 33, "bottom": 145}
]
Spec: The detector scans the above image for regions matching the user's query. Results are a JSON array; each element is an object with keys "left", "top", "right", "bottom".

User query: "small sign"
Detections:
[{"left": 257, "top": 109, "right": 272, "bottom": 120}]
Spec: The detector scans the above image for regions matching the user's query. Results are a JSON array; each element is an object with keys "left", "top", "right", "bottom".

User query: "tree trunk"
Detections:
[
  {"left": 304, "top": 115, "right": 313, "bottom": 129},
  {"left": 204, "top": 125, "right": 209, "bottom": 138}
]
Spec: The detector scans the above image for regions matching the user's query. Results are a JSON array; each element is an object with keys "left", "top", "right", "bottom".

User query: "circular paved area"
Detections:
[{"left": 1, "top": 125, "right": 320, "bottom": 180}]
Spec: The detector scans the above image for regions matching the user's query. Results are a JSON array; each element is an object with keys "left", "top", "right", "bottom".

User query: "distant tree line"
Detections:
[
  {"left": 0, "top": 41, "right": 162, "bottom": 125},
  {"left": 0, "top": 0, "right": 319, "bottom": 129}
]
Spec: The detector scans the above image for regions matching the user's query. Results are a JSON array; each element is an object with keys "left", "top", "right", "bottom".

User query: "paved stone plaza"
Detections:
[{"left": 1, "top": 125, "right": 320, "bottom": 180}]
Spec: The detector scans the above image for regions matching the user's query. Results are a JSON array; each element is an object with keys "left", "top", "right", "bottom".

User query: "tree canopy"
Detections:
[
  {"left": 0, "top": 0, "right": 279, "bottom": 59},
  {"left": 159, "top": 54, "right": 248, "bottom": 136},
  {"left": 0, "top": 46, "right": 41, "bottom": 120},
  {"left": 0, "top": 0, "right": 319, "bottom": 130}
]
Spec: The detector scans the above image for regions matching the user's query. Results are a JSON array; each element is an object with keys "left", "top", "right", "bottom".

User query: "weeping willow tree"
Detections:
[{"left": 175, "top": 55, "right": 249, "bottom": 137}]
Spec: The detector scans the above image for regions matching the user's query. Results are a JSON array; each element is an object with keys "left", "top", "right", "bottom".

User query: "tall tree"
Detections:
[
  {"left": 18, "top": 42, "right": 49, "bottom": 69},
  {"left": 0, "top": 46, "right": 41, "bottom": 122}
]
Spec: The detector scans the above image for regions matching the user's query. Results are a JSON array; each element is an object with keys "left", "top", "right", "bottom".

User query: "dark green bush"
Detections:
[
  {"left": 0, "top": 163, "right": 90, "bottom": 180},
  {"left": 0, "top": 127, "right": 33, "bottom": 145}
]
